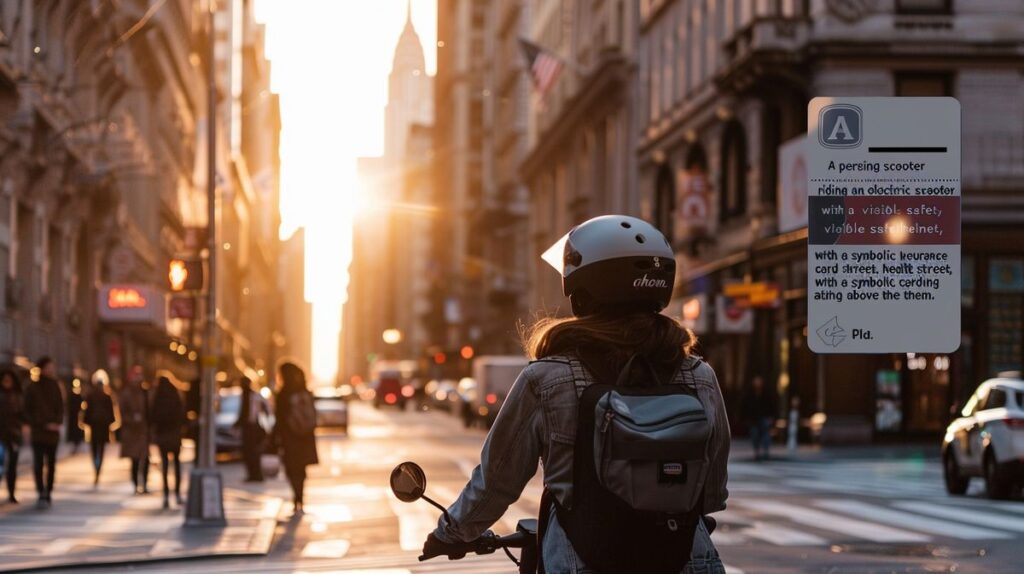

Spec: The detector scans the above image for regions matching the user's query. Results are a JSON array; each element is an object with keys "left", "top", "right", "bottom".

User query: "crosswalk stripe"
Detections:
[
  {"left": 894, "top": 501, "right": 1024, "bottom": 532},
  {"left": 784, "top": 478, "right": 934, "bottom": 497},
  {"left": 736, "top": 499, "right": 930, "bottom": 543},
  {"left": 815, "top": 499, "right": 1014, "bottom": 540},
  {"left": 743, "top": 521, "right": 828, "bottom": 545}
]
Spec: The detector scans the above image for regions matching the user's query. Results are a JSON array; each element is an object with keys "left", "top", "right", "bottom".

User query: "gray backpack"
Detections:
[{"left": 554, "top": 354, "right": 712, "bottom": 573}]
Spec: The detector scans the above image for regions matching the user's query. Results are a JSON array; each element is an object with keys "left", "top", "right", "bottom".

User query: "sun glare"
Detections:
[{"left": 255, "top": 0, "right": 437, "bottom": 382}]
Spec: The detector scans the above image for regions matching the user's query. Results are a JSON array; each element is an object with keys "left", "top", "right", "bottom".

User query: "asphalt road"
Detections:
[{"left": 61, "top": 402, "right": 1024, "bottom": 574}]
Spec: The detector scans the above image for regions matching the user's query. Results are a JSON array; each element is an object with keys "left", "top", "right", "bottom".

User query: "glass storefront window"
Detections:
[
  {"left": 987, "top": 258, "right": 1024, "bottom": 376},
  {"left": 961, "top": 255, "right": 973, "bottom": 307}
]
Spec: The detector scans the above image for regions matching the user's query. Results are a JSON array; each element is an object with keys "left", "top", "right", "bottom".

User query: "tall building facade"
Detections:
[
  {"left": 520, "top": 0, "right": 639, "bottom": 316},
  {"left": 474, "top": 0, "right": 532, "bottom": 354},
  {"left": 637, "top": 0, "right": 1024, "bottom": 440},
  {"left": 0, "top": 1, "right": 285, "bottom": 387},
  {"left": 433, "top": 0, "right": 490, "bottom": 359},
  {"left": 0, "top": 0, "right": 205, "bottom": 382}
]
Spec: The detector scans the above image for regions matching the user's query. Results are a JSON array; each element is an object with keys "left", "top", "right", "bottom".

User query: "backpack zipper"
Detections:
[{"left": 601, "top": 409, "right": 615, "bottom": 432}]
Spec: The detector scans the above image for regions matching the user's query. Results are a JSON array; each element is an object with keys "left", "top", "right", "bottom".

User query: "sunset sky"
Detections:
[{"left": 254, "top": 0, "right": 437, "bottom": 381}]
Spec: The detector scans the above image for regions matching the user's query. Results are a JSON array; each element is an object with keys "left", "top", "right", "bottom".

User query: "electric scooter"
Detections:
[{"left": 389, "top": 461, "right": 539, "bottom": 573}]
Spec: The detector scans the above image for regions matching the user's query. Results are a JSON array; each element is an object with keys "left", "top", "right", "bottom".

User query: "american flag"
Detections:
[{"left": 518, "top": 38, "right": 563, "bottom": 101}]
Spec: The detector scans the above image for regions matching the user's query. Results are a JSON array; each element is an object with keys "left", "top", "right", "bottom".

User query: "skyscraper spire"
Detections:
[{"left": 406, "top": 0, "right": 412, "bottom": 27}]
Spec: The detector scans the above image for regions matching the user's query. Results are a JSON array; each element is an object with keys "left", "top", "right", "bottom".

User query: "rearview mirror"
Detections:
[{"left": 390, "top": 461, "right": 427, "bottom": 503}]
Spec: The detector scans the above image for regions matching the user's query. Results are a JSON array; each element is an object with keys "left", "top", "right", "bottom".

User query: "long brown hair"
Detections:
[{"left": 521, "top": 309, "right": 697, "bottom": 367}]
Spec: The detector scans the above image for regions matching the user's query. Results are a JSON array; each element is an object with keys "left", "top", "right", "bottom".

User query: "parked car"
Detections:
[
  {"left": 214, "top": 387, "right": 243, "bottom": 454},
  {"left": 943, "top": 377, "right": 1024, "bottom": 499},
  {"left": 467, "top": 356, "right": 529, "bottom": 428},
  {"left": 314, "top": 389, "right": 349, "bottom": 433},
  {"left": 374, "top": 370, "right": 409, "bottom": 409}
]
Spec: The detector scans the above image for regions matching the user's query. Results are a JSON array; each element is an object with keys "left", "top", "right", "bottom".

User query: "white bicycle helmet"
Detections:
[{"left": 542, "top": 215, "right": 676, "bottom": 316}]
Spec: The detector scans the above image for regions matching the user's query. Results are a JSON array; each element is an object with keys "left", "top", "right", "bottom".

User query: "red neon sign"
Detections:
[{"left": 107, "top": 287, "right": 148, "bottom": 309}]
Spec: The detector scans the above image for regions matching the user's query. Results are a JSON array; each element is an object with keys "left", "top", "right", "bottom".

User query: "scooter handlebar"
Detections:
[{"left": 418, "top": 531, "right": 529, "bottom": 562}]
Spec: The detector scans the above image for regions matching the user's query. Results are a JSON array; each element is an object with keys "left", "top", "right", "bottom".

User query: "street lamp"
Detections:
[
  {"left": 382, "top": 328, "right": 403, "bottom": 345},
  {"left": 185, "top": 0, "right": 226, "bottom": 528}
]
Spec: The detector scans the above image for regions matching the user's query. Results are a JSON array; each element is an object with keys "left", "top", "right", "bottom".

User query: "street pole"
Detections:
[{"left": 186, "top": 0, "right": 226, "bottom": 527}]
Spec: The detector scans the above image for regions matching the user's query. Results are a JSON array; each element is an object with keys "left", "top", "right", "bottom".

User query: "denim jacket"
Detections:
[{"left": 434, "top": 353, "right": 731, "bottom": 573}]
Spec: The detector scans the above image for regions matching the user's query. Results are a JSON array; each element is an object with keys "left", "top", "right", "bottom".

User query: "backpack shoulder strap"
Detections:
[
  {"left": 566, "top": 355, "right": 590, "bottom": 398},
  {"left": 673, "top": 354, "right": 704, "bottom": 391}
]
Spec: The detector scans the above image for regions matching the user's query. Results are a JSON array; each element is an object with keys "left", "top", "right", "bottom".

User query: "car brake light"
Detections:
[
  {"left": 385, "top": 393, "right": 397, "bottom": 404},
  {"left": 401, "top": 385, "right": 414, "bottom": 398},
  {"left": 486, "top": 393, "right": 498, "bottom": 405},
  {"left": 1004, "top": 418, "right": 1024, "bottom": 429}
]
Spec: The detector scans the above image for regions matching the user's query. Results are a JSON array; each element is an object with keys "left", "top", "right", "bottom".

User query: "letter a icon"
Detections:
[
  {"left": 828, "top": 116, "right": 853, "bottom": 141},
  {"left": 818, "top": 104, "right": 862, "bottom": 148}
]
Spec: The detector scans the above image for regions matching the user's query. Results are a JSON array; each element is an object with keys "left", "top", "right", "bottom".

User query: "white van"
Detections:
[{"left": 466, "top": 355, "right": 530, "bottom": 428}]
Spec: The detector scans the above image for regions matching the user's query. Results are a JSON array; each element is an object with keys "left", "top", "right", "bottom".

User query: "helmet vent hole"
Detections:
[
  {"left": 635, "top": 234, "right": 645, "bottom": 244},
  {"left": 620, "top": 221, "right": 632, "bottom": 229}
]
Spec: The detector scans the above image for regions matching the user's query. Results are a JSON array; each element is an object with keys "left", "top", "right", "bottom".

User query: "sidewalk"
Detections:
[
  {"left": 729, "top": 439, "right": 940, "bottom": 464},
  {"left": 0, "top": 446, "right": 282, "bottom": 572}
]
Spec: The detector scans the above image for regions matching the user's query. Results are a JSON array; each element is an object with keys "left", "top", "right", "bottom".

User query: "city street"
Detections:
[{"left": 1, "top": 403, "right": 1010, "bottom": 574}]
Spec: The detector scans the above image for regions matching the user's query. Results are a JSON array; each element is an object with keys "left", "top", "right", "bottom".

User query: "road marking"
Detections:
[
  {"left": 816, "top": 499, "right": 1013, "bottom": 540},
  {"left": 736, "top": 499, "right": 930, "bottom": 543},
  {"left": 743, "top": 521, "right": 828, "bottom": 546},
  {"left": 301, "top": 538, "right": 352, "bottom": 558},
  {"left": 40, "top": 538, "right": 76, "bottom": 555},
  {"left": 724, "top": 565, "right": 745, "bottom": 574},
  {"left": 783, "top": 478, "right": 934, "bottom": 498},
  {"left": 386, "top": 491, "right": 439, "bottom": 551},
  {"left": 894, "top": 501, "right": 1024, "bottom": 532}
]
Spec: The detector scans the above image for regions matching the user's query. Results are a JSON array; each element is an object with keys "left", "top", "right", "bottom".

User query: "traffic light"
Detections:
[
  {"left": 168, "top": 259, "right": 204, "bottom": 292},
  {"left": 433, "top": 352, "right": 447, "bottom": 364},
  {"left": 460, "top": 345, "right": 474, "bottom": 360}
]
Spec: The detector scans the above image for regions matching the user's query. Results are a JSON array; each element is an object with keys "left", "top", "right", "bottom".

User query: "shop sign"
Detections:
[
  {"left": 98, "top": 284, "right": 166, "bottom": 328},
  {"left": 807, "top": 97, "right": 961, "bottom": 354},
  {"left": 677, "top": 168, "right": 711, "bottom": 230},
  {"left": 777, "top": 136, "right": 808, "bottom": 233},
  {"left": 722, "top": 281, "right": 781, "bottom": 308},
  {"left": 715, "top": 295, "right": 753, "bottom": 334},
  {"left": 680, "top": 294, "right": 708, "bottom": 334},
  {"left": 169, "top": 296, "right": 196, "bottom": 320}
]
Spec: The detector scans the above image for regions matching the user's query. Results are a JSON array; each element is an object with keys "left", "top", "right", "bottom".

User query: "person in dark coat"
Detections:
[
  {"left": 117, "top": 366, "right": 151, "bottom": 494},
  {"left": 82, "top": 370, "right": 117, "bottom": 486},
  {"left": 65, "top": 378, "right": 85, "bottom": 453},
  {"left": 0, "top": 369, "right": 25, "bottom": 504},
  {"left": 150, "top": 374, "right": 185, "bottom": 509},
  {"left": 236, "top": 377, "right": 270, "bottom": 482},
  {"left": 23, "top": 357, "right": 65, "bottom": 508},
  {"left": 274, "top": 362, "right": 318, "bottom": 514},
  {"left": 741, "top": 375, "right": 778, "bottom": 461}
]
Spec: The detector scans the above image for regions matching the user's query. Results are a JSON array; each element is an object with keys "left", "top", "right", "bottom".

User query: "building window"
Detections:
[
  {"left": 761, "top": 104, "right": 781, "bottom": 205},
  {"left": 895, "top": 0, "right": 952, "bottom": 15},
  {"left": 895, "top": 73, "right": 952, "bottom": 97},
  {"left": 719, "top": 120, "right": 747, "bottom": 222},
  {"left": 655, "top": 165, "right": 675, "bottom": 242}
]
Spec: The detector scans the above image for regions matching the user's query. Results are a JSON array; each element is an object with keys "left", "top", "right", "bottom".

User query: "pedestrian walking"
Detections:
[
  {"left": 0, "top": 369, "right": 25, "bottom": 504},
  {"left": 236, "top": 377, "right": 270, "bottom": 483},
  {"left": 420, "top": 216, "right": 730, "bottom": 573},
  {"left": 274, "top": 362, "right": 318, "bottom": 514},
  {"left": 82, "top": 370, "right": 117, "bottom": 486},
  {"left": 65, "top": 379, "right": 85, "bottom": 453},
  {"left": 149, "top": 374, "right": 185, "bottom": 509},
  {"left": 24, "top": 357, "right": 65, "bottom": 509},
  {"left": 741, "top": 375, "right": 778, "bottom": 461},
  {"left": 118, "top": 366, "right": 151, "bottom": 494}
]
